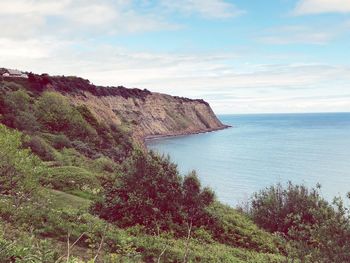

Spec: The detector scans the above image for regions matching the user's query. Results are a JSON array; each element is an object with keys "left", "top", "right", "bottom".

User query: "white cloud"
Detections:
[
  {"left": 259, "top": 25, "right": 336, "bottom": 45},
  {"left": 1, "top": 39, "right": 350, "bottom": 114},
  {"left": 0, "top": 0, "right": 70, "bottom": 15},
  {"left": 161, "top": 0, "right": 244, "bottom": 19},
  {"left": 293, "top": 0, "right": 350, "bottom": 15},
  {"left": 0, "top": 0, "right": 177, "bottom": 40},
  {"left": 67, "top": 4, "right": 118, "bottom": 26},
  {"left": 258, "top": 20, "right": 350, "bottom": 45}
]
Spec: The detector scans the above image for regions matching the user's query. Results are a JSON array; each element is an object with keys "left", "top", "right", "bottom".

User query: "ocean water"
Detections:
[{"left": 146, "top": 113, "right": 350, "bottom": 207}]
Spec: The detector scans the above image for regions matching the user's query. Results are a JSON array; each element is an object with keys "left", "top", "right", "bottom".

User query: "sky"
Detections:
[{"left": 0, "top": 0, "right": 350, "bottom": 114}]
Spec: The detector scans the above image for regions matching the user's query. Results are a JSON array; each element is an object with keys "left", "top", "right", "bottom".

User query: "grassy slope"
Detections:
[{"left": 0, "top": 77, "right": 286, "bottom": 262}]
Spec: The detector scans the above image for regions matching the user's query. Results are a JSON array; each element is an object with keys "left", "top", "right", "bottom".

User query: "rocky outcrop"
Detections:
[{"left": 66, "top": 90, "right": 228, "bottom": 144}]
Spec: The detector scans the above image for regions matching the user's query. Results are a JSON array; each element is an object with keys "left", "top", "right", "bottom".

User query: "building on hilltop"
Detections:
[{"left": 1, "top": 68, "right": 28, "bottom": 78}]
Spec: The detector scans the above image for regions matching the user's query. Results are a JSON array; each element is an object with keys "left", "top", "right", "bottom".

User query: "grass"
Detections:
[{"left": 48, "top": 189, "right": 91, "bottom": 211}]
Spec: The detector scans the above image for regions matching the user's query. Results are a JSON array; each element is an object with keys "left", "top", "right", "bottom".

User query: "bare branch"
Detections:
[
  {"left": 157, "top": 244, "right": 167, "bottom": 263},
  {"left": 55, "top": 232, "right": 86, "bottom": 263},
  {"left": 182, "top": 220, "right": 193, "bottom": 263},
  {"left": 93, "top": 225, "right": 109, "bottom": 262},
  {"left": 66, "top": 232, "right": 70, "bottom": 263}
]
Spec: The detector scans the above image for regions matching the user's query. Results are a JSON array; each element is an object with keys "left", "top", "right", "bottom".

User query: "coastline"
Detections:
[{"left": 144, "top": 124, "right": 231, "bottom": 143}]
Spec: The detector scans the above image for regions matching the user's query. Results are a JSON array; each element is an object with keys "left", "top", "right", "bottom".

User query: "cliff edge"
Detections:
[
  {"left": 1, "top": 71, "right": 228, "bottom": 144},
  {"left": 67, "top": 90, "right": 228, "bottom": 143}
]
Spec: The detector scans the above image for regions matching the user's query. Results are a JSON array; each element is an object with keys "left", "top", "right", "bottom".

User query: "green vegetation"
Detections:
[
  {"left": 0, "top": 125, "right": 42, "bottom": 208},
  {"left": 249, "top": 183, "right": 350, "bottom": 262},
  {"left": 0, "top": 76, "right": 349, "bottom": 262},
  {"left": 35, "top": 91, "right": 97, "bottom": 140}
]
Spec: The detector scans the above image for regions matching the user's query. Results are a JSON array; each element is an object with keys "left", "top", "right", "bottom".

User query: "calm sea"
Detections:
[{"left": 146, "top": 113, "right": 350, "bottom": 206}]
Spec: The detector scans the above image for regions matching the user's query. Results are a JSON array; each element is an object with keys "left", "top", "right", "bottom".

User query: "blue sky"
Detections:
[{"left": 0, "top": 0, "right": 350, "bottom": 113}]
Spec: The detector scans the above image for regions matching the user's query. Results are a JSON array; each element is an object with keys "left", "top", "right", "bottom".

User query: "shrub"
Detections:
[
  {"left": 92, "top": 157, "right": 117, "bottom": 173},
  {"left": 12, "top": 110, "right": 41, "bottom": 133},
  {"left": 76, "top": 104, "right": 133, "bottom": 162},
  {"left": 71, "top": 140, "right": 97, "bottom": 157},
  {"left": 0, "top": 225, "right": 59, "bottom": 262},
  {"left": 51, "top": 134, "right": 72, "bottom": 149},
  {"left": 41, "top": 166, "right": 100, "bottom": 193},
  {"left": 35, "top": 91, "right": 97, "bottom": 140},
  {"left": 92, "top": 150, "right": 214, "bottom": 235},
  {"left": 0, "top": 89, "right": 40, "bottom": 133},
  {"left": 5, "top": 89, "right": 31, "bottom": 111},
  {"left": 249, "top": 182, "right": 350, "bottom": 262},
  {"left": 205, "top": 202, "right": 280, "bottom": 253},
  {"left": 250, "top": 183, "right": 326, "bottom": 235},
  {"left": 54, "top": 148, "right": 88, "bottom": 167},
  {"left": 23, "top": 136, "right": 55, "bottom": 161},
  {"left": 0, "top": 124, "right": 42, "bottom": 207},
  {"left": 93, "top": 150, "right": 183, "bottom": 231}
]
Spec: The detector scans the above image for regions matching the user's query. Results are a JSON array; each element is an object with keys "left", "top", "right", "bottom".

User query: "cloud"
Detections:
[
  {"left": 258, "top": 21, "right": 350, "bottom": 45},
  {"left": 0, "top": 0, "right": 177, "bottom": 40},
  {"left": 0, "top": 0, "right": 242, "bottom": 41},
  {"left": 293, "top": 0, "right": 350, "bottom": 15},
  {"left": 160, "top": 0, "right": 244, "bottom": 19},
  {"left": 1, "top": 38, "right": 350, "bottom": 114},
  {"left": 0, "top": 0, "right": 70, "bottom": 15},
  {"left": 258, "top": 25, "right": 336, "bottom": 45}
]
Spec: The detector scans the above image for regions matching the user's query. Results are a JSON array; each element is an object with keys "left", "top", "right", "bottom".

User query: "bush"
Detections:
[
  {"left": 0, "top": 89, "right": 40, "bottom": 133},
  {"left": 12, "top": 111, "right": 41, "bottom": 133},
  {"left": 23, "top": 136, "right": 55, "bottom": 161},
  {"left": 205, "top": 203, "right": 280, "bottom": 253},
  {"left": 71, "top": 140, "right": 97, "bottom": 157},
  {"left": 50, "top": 134, "right": 72, "bottom": 149},
  {"left": 92, "top": 150, "right": 214, "bottom": 235},
  {"left": 76, "top": 104, "right": 133, "bottom": 162},
  {"left": 92, "top": 157, "right": 117, "bottom": 173},
  {"left": 41, "top": 166, "right": 100, "bottom": 193},
  {"left": 35, "top": 91, "right": 97, "bottom": 140},
  {"left": 0, "top": 125, "right": 42, "bottom": 207},
  {"left": 249, "top": 182, "right": 350, "bottom": 262},
  {"left": 54, "top": 148, "right": 88, "bottom": 167},
  {"left": 0, "top": 225, "right": 59, "bottom": 262}
]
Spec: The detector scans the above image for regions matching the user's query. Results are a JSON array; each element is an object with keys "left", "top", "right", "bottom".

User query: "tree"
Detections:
[
  {"left": 181, "top": 172, "right": 214, "bottom": 262},
  {"left": 182, "top": 171, "right": 215, "bottom": 226},
  {"left": 93, "top": 150, "right": 183, "bottom": 232},
  {"left": 92, "top": 151, "right": 215, "bottom": 236}
]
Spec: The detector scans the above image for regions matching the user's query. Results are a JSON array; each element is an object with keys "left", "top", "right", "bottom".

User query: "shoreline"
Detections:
[{"left": 144, "top": 124, "right": 231, "bottom": 143}]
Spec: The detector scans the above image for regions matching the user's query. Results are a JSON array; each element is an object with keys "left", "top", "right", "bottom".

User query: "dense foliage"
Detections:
[
  {"left": 93, "top": 150, "right": 214, "bottom": 235},
  {"left": 0, "top": 86, "right": 133, "bottom": 162},
  {"left": 0, "top": 125, "right": 42, "bottom": 207},
  {"left": 249, "top": 182, "right": 350, "bottom": 262}
]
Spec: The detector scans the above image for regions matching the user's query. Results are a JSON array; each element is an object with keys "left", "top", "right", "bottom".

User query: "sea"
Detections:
[{"left": 146, "top": 113, "right": 350, "bottom": 207}]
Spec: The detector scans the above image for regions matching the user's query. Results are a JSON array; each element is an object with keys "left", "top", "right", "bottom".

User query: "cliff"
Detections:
[
  {"left": 66, "top": 90, "right": 228, "bottom": 145},
  {"left": 1, "top": 72, "right": 228, "bottom": 144}
]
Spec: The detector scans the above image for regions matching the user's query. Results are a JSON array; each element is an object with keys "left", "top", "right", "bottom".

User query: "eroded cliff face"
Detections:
[
  {"left": 0, "top": 71, "right": 227, "bottom": 145},
  {"left": 66, "top": 90, "right": 227, "bottom": 144}
]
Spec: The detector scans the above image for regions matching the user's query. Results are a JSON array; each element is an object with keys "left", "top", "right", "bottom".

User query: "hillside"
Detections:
[
  {"left": 0, "top": 71, "right": 228, "bottom": 144},
  {"left": 1, "top": 70, "right": 349, "bottom": 262},
  {"left": 0, "top": 70, "right": 285, "bottom": 262}
]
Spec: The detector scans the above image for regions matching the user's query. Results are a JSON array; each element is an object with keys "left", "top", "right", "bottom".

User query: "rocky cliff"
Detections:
[
  {"left": 67, "top": 90, "right": 228, "bottom": 144},
  {"left": 1, "top": 72, "right": 228, "bottom": 144}
]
